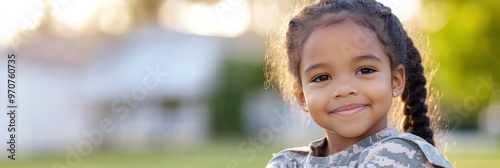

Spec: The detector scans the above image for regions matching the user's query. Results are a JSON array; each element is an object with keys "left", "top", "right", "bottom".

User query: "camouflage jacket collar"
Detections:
[{"left": 306, "top": 128, "right": 398, "bottom": 163}]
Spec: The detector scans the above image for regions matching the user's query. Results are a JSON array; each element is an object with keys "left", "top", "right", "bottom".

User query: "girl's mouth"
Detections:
[{"left": 330, "top": 104, "right": 367, "bottom": 116}]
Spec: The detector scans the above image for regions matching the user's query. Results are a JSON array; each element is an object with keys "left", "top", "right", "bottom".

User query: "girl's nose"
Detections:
[{"left": 332, "top": 85, "right": 358, "bottom": 99}]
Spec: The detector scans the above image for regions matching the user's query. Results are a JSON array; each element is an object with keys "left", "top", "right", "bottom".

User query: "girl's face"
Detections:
[{"left": 295, "top": 20, "right": 405, "bottom": 138}]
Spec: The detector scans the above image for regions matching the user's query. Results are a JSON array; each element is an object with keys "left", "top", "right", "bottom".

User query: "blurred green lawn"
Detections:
[
  {"left": 447, "top": 151, "right": 500, "bottom": 168},
  {"left": 0, "top": 139, "right": 498, "bottom": 168}
]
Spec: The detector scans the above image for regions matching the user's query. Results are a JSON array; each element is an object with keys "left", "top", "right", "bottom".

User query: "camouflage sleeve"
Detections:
[{"left": 357, "top": 138, "right": 436, "bottom": 168}]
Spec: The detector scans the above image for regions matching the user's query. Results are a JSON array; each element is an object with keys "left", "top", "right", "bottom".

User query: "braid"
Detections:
[{"left": 401, "top": 35, "right": 435, "bottom": 146}]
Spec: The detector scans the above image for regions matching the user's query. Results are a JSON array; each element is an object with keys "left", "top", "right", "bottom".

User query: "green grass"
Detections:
[
  {"left": 0, "top": 140, "right": 498, "bottom": 168},
  {"left": 447, "top": 150, "right": 500, "bottom": 168},
  {"left": 0, "top": 139, "right": 287, "bottom": 168}
]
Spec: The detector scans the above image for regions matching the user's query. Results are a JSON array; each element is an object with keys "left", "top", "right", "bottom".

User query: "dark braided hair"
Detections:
[
  {"left": 401, "top": 36, "right": 435, "bottom": 145},
  {"left": 267, "top": 0, "right": 435, "bottom": 146}
]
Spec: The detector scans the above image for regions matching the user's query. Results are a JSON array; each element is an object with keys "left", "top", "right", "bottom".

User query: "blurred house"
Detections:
[
  {"left": 1, "top": 25, "right": 224, "bottom": 156},
  {"left": 82, "top": 25, "right": 223, "bottom": 151}
]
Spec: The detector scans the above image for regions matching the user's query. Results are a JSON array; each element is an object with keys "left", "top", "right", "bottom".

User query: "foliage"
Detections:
[
  {"left": 210, "top": 57, "right": 266, "bottom": 135},
  {"left": 424, "top": 0, "right": 500, "bottom": 129}
]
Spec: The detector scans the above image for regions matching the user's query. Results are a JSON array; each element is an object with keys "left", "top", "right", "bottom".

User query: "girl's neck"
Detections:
[{"left": 323, "top": 121, "right": 387, "bottom": 156}]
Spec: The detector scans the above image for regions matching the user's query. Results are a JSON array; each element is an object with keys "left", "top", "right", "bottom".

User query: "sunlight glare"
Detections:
[
  {"left": 51, "top": 0, "right": 100, "bottom": 36},
  {"left": 159, "top": 0, "right": 251, "bottom": 37},
  {"left": 0, "top": 0, "right": 44, "bottom": 48},
  {"left": 97, "top": 0, "right": 131, "bottom": 36},
  {"left": 377, "top": 0, "right": 421, "bottom": 22}
]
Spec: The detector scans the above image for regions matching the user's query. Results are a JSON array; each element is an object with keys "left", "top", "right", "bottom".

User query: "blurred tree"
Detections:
[
  {"left": 210, "top": 57, "right": 266, "bottom": 136},
  {"left": 422, "top": 0, "right": 500, "bottom": 129}
]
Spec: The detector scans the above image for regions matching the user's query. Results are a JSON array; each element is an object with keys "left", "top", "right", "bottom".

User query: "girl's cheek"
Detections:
[
  {"left": 365, "top": 79, "right": 393, "bottom": 99},
  {"left": 306, "top": 90, "right": 330, "bottom": 110}
]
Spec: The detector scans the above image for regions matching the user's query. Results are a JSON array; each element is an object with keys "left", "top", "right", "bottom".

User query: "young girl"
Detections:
[{"left": 265, "top": 0, "right": 452, "bottom": 167}]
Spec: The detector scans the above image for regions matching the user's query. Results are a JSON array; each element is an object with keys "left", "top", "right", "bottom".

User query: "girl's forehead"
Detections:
[
  {"left": 300, "top": 20, "right": 388, "bottom": 68},
  {"left": 306, "top": 19, "right": 378, "bottom": 48}
]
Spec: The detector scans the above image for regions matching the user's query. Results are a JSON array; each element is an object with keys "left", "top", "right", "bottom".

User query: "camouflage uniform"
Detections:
[{"left": 266, "top": 128, "right": 452, "bottom": 168}]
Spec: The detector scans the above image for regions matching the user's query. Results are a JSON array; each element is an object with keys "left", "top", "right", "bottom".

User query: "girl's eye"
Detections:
[
  {"left": 356, "top": 67, "right": 376, "bottom": 75},
  {"left": 312, "top": 75, "right": 332, "bottom": 82}
]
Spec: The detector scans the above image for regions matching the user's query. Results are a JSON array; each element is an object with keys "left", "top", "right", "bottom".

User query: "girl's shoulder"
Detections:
[
  {"left": 358, "top": 132, "right": 452, "bottom": 168},
  {"left": 265, "top": 146, "right": 309, "bottom": 168}
]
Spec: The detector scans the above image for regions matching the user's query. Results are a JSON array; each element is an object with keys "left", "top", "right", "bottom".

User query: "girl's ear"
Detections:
[
  {"left": 392, "top": 65, "right": 406, "bottom": 96},
  {"left": 294, "top": 89, "right": 309, "bottom": 112}
]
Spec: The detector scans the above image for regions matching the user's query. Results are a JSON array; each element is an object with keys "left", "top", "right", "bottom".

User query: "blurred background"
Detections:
[{"left": 0, "top": 0, "right": 498, "bottom": 167}]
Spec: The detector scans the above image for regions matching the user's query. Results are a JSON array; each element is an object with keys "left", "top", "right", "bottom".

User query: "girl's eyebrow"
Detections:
[
  {"left": 304, "top": 63, "right": 327, "bottom": 74},
  {"left": 352, "top": 54, "right": 383, "bottom": 64}
]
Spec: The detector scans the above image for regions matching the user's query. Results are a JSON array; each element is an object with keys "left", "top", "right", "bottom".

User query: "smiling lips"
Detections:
[{"left": 330, "top": 104, "right": 367, "bottom": 116}]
